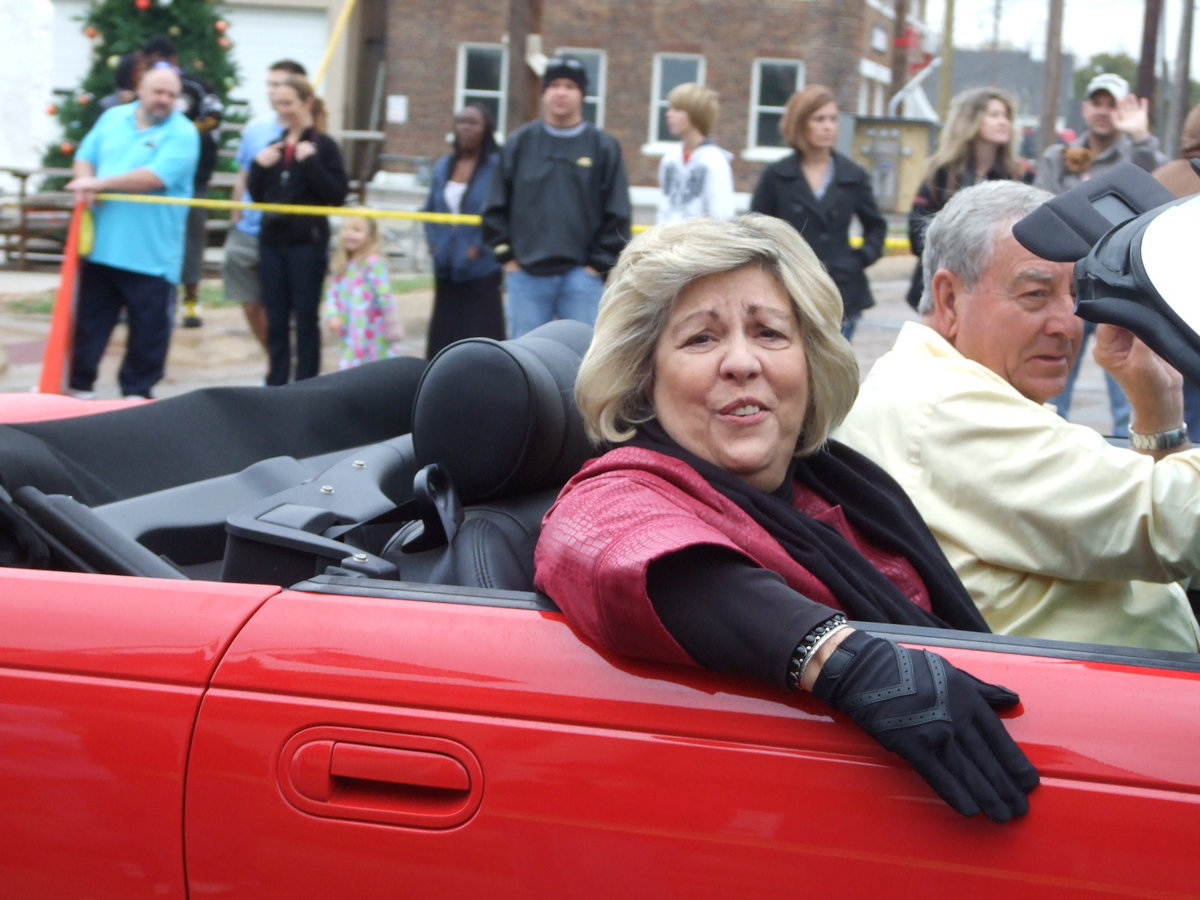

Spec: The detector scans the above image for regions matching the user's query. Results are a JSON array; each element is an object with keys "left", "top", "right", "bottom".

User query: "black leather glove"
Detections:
[{"left": 812, "top": 630, "right": 1039, "bottom": 822}]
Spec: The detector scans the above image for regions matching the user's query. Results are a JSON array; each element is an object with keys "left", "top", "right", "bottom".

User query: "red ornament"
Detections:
[
  {"left": 46, "top": 103, "right": 58, "bottom": 115},
  {"left": 214, "top": 19, "right": 227, "bottom": 33},
  {"left": 60, "top": 142, "right": 75, "bottom": 155},
  {"left": 217, "top": 36, "right": 231, "bottom": 50},
  {"left": 135, "top": 0, "right": 150, "bottom": 9},
  {"left": 84, "top": 25, "right": 98, "bottom": 39},
  {"left": 77, "top": 93, "right": 91, "bottom": 105}
]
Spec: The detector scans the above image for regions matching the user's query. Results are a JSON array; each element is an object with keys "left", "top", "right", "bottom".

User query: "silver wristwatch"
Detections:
[{"left": 1128, "top": 425, "right": 1189, "bottom": 451}]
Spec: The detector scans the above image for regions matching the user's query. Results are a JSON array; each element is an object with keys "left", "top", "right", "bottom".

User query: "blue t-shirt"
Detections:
[
  {"left": 234, "top": 116, "right": 284, "bottom": 237},
  {"left": 77, "top": 103, "right": 199, "bottom": 281}
]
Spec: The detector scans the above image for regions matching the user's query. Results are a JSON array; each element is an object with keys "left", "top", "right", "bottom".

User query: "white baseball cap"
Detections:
[{"left": 1085, "top": 73, "right": 1130, "bottom": 101}]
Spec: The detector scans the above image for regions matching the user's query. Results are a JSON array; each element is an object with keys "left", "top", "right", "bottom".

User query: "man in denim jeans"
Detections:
[{"left": 483, "top": 55, "right": 631, "bottom": 337}]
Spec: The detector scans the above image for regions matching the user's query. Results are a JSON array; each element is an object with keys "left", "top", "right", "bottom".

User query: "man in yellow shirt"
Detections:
[{"left": 837, "top": 180, "right": 1200, "bottom": 652}]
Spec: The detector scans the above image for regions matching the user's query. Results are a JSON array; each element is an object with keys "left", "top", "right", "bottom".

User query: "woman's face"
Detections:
[
  {"left": 454, "top": 106, "right": 486, "bottom": 152},
  {"left": 804, "top": 101, "right": 839, "bottom": 152},
  {"left": 651, "top": 265, "right": 809, "bottom": 492},
  {"left": 977, "top": 98, "right": 1012, "bottom": 146},
  {"left": 272, "top": 86, "right": 312, "bottom": 129},
  {"left": 340, "top": 218, "right": 371, "bottom": 255}
]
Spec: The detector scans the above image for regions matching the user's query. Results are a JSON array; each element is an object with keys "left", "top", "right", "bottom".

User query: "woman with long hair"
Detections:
[
  {"left": 750, "top": 85, "right": 886, "bottom": 340},
  {"left": 905, "top": 87, "right": 1020, "bottom": 310},
  {"left": 421, "top": 102, "right": 505, "bottom": 358},
  {"left": 248, "top": 73, "right": 349, "bottom": 384}
]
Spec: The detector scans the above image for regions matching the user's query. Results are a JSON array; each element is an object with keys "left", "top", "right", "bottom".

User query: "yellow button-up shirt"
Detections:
[{"left": 837, "top": 322, "right": 1200, "bottom": 652}]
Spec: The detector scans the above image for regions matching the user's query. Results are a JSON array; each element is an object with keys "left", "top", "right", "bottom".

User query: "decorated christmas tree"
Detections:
[{"left": 42, "top": 0, "right": 238, "bottom": 171}]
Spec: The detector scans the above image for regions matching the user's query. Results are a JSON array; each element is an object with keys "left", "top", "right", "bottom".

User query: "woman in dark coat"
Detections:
[
  {"left": 421, "top": 102, "right": 505, "bottom": 359},
  {"left": 750, "top": 84, "right": 886, "bottom": 340},
  {"left": 248, "top": 74, "right": 349, "bottom": 385}
]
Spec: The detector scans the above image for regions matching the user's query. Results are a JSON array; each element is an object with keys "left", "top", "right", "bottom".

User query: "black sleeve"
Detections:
[
  {"left": 646, "top": 545, "right": 838, "bottom": 690},
  {"left": 749, "top": 167, "right": 777, "bottom": 216},
  {"left": 482, "top": 138, "right": 516, "bottom": 263},
  {"left": 854, "top": 171, "right": 888, "bottom": 267}
]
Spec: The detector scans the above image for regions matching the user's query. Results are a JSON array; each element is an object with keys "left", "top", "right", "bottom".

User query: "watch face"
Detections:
[{"left": 1141, "top": 196, "right": 1200, "bottom": 337}]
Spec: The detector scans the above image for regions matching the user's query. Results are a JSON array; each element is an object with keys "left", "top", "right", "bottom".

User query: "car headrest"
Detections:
[{"left": 411, "top": 320, "right": 595, "bottom": 503}]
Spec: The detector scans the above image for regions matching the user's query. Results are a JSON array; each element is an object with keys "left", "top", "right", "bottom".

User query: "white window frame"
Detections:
[
  {"left": 743, "top": 58, "right": 805, "bottom": 162},
  {"left": 456, "top": 42, "right": 509, "bottom": 136},
  {"left": 642, "top": 53, "right": 705, "bottom": 156},
  {"left": 555, "top": 47, "right": 607, "bottom": 128}
]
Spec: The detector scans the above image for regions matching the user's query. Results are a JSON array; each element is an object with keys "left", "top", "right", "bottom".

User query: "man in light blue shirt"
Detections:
[
  {"left": 220, "top": 59, "right": 307, "bottom": 350},
  {"left": 66, "top": 63, "right": 199, "bottom": 398}
]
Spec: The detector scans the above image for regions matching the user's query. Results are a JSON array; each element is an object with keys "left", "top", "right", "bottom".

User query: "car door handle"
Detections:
[
  {"left": 330, "top": 742, "right": 470, "bottom": 792},
  {"left": 280, "top": 728, "right": 483, "bottom": 829}
]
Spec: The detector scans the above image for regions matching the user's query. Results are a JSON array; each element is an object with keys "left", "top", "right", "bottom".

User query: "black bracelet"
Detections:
[{"left": 787, "top": 614, "right": 848, "bottom": 691}]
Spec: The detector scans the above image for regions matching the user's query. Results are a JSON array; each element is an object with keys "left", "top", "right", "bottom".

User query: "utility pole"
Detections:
[
  {"left": 505, "top": 0, "right": 542, "bottom": 131},
  {"left": 937, "top": 0, "right": 956, "bottom": 120},
  {"left": 1137, "top": 0, "right": 1163, "bottom": 115},
  {"left": 890, "top": 0, "right": 910, "bottom": 109},
  {"left": 1037, "top": 0, "right": 1065, "bottom": 154},
  {"left": 1165, "top": 0, "right": 1195, "bottom": 154}
]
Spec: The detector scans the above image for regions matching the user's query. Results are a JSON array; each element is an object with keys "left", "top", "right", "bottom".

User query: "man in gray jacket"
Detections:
[{"left": 1035, "top": 72, "right": 1166, "bottom": 194}]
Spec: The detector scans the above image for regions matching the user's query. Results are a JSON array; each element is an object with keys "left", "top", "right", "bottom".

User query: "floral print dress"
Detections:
[{"left": 323, "top": 253, "right": 402, "bottom": 369}]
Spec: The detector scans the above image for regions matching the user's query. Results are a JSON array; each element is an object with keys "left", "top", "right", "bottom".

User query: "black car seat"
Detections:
[{"left": 382, "top": 319, "right": 595, "bottom": 591}]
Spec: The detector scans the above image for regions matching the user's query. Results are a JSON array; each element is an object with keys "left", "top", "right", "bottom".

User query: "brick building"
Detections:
[{"left": 382, "top": 0, "right": 920, "bottom": 194}]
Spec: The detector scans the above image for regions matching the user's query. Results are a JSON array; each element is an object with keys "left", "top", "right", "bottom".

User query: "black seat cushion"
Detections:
[{"left": 411, "top": 320, "right": 594, "bottom": 503}]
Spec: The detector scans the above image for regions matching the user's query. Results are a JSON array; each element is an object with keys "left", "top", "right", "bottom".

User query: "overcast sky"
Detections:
[{"left": 924, "top": 0, "right": 1195, "bottom": 70}]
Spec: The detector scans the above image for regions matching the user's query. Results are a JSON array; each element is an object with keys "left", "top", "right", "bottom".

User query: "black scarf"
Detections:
[{"left": 629, "top": 422, "right": 989, "bottom": 632}]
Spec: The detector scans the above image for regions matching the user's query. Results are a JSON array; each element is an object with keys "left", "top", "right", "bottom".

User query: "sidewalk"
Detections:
[{"left": 0, "top": 254, "right": 1116, "bottom": 434}]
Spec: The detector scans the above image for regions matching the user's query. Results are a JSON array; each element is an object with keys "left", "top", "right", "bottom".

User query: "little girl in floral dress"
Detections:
[{"left": 323, "top": 214, "right": 406, "bottom": 369}]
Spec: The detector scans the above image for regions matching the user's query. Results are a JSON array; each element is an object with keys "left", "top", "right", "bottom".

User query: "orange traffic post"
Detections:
[{"left": 38, "top": 200, "right": 86, "bottom": 394}]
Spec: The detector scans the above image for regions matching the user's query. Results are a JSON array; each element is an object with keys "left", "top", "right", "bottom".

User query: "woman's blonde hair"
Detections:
[
  {"left": 923, "top": 87, "right": 1020, "bottom": 190},
  {"left": 329, "top": 213, "right": 382, "bottom": 278},
  {"left": 576, "top": 213, "right": 859, "bottom": 458},
  {"left": 779, "top": 84, "right": 837, "bottom": 156}
]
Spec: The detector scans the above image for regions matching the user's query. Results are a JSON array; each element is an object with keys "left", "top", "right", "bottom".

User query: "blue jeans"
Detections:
[
  {"left": 505, "top": 266, "right": 604, "bottom": 338},
  {"left": 1051, "top": 320, "right": 1131, "bottom": 437}
]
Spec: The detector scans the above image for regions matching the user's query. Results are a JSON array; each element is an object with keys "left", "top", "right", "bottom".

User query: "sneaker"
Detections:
[
  {"left": 64, "top": 387, "right": 96, "bottom": 400},
  {"left": 182, "top": 315, "right": 204, "bottom": 328}
]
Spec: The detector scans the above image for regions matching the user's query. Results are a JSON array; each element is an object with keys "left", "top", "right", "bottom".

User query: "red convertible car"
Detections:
[{"left": 1, "top": 321, "right": 1197, "bottom": 899}]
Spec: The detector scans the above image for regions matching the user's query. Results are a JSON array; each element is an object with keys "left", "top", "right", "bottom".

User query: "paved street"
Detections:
[{"left": 0, "top": 254, "right": 1117, "bottom": 434}]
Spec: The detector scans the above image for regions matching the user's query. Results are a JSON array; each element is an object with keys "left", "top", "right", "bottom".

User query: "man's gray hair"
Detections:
[{"left": 917, "top": 181, "right": 1055, "bottom": 314}]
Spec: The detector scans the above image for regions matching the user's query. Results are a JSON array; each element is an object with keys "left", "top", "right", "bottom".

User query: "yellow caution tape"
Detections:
[{"left": 90, "top": 191, "right": 912, "bottom": 249}]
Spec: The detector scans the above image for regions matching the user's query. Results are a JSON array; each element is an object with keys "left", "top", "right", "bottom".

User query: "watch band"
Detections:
[
  {"left": 1128, "top": 425, "right": 1189, "bottom": 451},
  {"left": 787, "top": 614, "right": 849, "bottom": 691}
]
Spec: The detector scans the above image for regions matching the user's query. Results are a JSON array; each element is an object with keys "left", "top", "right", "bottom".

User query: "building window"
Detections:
[
  {"left": 556, "top": 48, "right": 606, "bottom": 127},
  {"left": 749, "top": 59, "right": 805, "bottom": 149},
  {"left": 458, "top": 43, "right": 508, "bottom": 134},
  {"left": 649, "top": 54, "right": 704, "bottom": 144}
]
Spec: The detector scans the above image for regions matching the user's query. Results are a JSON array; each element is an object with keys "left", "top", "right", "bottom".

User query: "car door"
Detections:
[
  {"left": 0, "top": 568, "right": 278, "bottom": 899},
  {"left": 184, "top": 575, "right": 1200, "bottom": 899}
]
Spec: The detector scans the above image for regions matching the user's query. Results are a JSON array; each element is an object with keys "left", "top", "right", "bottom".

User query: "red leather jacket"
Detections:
[{"left": 535, "top": 447, "right": 927, "bottom": 666}]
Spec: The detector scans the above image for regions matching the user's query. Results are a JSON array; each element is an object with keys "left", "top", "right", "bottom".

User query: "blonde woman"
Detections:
[
  {"left": 906, "top": 87, "right": 1021, "bottom": 309},
  {"left": 535, "top": 214, "right": 1037, "bottom": 823}
]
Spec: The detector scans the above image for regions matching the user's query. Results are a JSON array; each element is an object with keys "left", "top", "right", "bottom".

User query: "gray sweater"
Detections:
[{"left": 1034, "top": 131, "right": 1167, "bottom": 195}]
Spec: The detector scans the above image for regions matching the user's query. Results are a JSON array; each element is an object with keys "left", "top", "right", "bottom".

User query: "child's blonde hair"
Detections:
[{"left": 329, "top": 213, "right": 383, "bottom": 278}]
